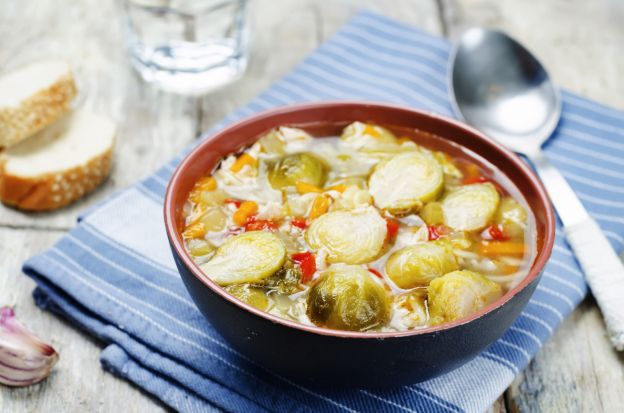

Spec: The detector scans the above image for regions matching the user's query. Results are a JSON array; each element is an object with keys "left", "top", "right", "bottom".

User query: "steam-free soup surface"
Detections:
[{"left": 181, "top": 122, "right": 534, "bottom": 332}]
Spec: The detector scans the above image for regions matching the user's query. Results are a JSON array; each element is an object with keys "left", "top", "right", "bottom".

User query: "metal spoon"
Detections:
[{"left": 449, "top": 28, "right": 624, "bottom": 350}]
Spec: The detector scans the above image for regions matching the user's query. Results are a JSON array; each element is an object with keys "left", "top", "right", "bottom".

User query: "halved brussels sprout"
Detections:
[
  {"left": 428, "top": 270, "right": 502, "bottom": 325},
  {"left": 307, "top": 264, "right": 390, "bottom": 331},
  {"left": 265, "top": 261, "right": 302, "bottom": 294},
  {"left": 200, "top": 231, "right": 286, "bottom": 286},
  {"left": 385, "top": 241, "right": 459, "bottom": 288},
  {"left": 441, "top": 183, "right": 500, "bottom": 231},
  {"left": 305, "top": 208, "right": 386, "bottom": 264},
  {"left": 268, "top": 152, "right": 327, "bottom": 190},
  {"left": 495, "top": 197, "right": 527, "bottom": 239},
  {"left": 224, "top": 284, "right": 269, "bottom": 310},
  {"left": 369, "top": 152, "right": 444, "bottom": 215}
]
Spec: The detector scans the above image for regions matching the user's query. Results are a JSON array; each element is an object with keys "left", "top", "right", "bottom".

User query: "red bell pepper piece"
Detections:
[
  {"left": 486, "top": 224, "right": 510, "bottom": 241},
  {"left": 291, "top": 217, "right": 308, "bottom": 229},
  {"left": 292, "top": 252, "right": 316, "bottom": 283},
  {"left": 245, "top": 217, "right": 278, "bottom": 232},
  {"left": 385, "top": 218, "right": 400, "bottom": 241},
  {"left": 368, "top": 268, "right": 383, "bottom": 279}
]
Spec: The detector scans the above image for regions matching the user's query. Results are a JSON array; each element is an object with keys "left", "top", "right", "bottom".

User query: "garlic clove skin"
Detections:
[{"left": 0, "top": 306, "right": 59, "bottom": 387}]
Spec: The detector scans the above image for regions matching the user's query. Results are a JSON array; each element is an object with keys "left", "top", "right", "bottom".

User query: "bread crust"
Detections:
[
  {"left": 0, "top": 72, "right": 77, "bottom": 149},
  {"left": 0, "top": 146, "right": 113, "bottom": 211}
]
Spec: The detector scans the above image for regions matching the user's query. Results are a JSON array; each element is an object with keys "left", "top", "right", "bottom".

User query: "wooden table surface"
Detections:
[{"left": 1, "top": 1, "right": 623, "bottom": 412}]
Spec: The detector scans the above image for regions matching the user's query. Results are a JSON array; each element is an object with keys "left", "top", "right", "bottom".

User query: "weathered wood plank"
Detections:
[
  {"left": 0, "top": 228, "right": 167, "bottom": 413},
  {"left": 441, "top": 0, "right": 624, "bottom": 411},
  {"left": 0, "top": 0, "right": 199, "bottom": 230}
]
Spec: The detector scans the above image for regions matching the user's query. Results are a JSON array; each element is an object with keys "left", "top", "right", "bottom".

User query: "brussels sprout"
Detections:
[
  {"left": 369, "top": 152, "right": 444, "bottom": 215},
  {"left": 305, "top": 208, "right": 387, "bottom": 264},
  {"left": 268, "top": 153, "right": 327, "bottom": 190},
  {"left": 420, "top": 202, "right": 444, "bottom": 226},
  {"left": 224, "top": 284, "right": 269, "bottom": 310},
  {"left": 200, "top": 231, "right": 286, "bottom": 286},
  {"left": 385, "top": 241, "right": 459, "bottom": 288},
  {"left": 307, "top": 264, "right": 390, "bottom": 331},
  {"left": 495, "top": 197, "right": 528, "bottom": 239},
  {"left": 265, "top": 261, "right": 302, "bottom": 294},
  {"left": 441, "top": 183, "right": 500, "bottom": 231},
  {"left": 428, "top": 270, "right": 502, "bottom": 324}
]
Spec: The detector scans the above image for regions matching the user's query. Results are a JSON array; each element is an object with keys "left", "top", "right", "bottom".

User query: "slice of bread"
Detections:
[
  {"left": 0, "top": 60, "right": 77, "bottom": 149},
  {"left": 0, "top": 110, "right": 115, "bottom": 211}
]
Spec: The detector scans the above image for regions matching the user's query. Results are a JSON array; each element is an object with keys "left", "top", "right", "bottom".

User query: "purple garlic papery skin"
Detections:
[{"left": 0, "top": 306, "right": 59, "bottom": 387}]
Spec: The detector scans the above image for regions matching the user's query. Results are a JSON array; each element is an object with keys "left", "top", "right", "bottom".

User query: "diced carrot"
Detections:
[
  {"left": 233, "top": 201, "right": 258, "bottom": 226},
  {"left": 197, "top": 176, "right": 217, "bottom": 191},
  {"left": 296, "top": 181, "right": 323, "bottom": 194},
  {"left": 326, "top": 184, "right": 348, "bottom": 193},
  {"left": 478, "top": 241, "right": 526, "bottom": 257},
  {"left": 363, "top": 124, "right": 380, "bottom": 138},
  {"left": 291, "top": 217, "right": 308, "bottom": 229},
  {"left": 189, "top": 176, "right": 217, "bottom": 203},
  {"left": 292, "top": 252, "right": 316, "bottom": 283},
  {"left": 385, "top": 218, "right": 400, "bottom": 241},
  {"left": 182, "top": 221, "right": 207, "bottom": 239},
  {"left": 230, "top": 153, "right": 257, "bottom": 173},
  {"left": 463, "top": 176, "right": 490, "bottom": 185},
  {"left": 309, "top": 195, "right": 331, "bottom": 219}
]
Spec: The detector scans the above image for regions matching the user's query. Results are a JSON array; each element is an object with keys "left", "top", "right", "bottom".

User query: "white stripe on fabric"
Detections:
[
  {"left": 558, "top": 126, "right": 624, "bottom": 153},
  {"left": 520, "top": 312, "right": 554, "bottom": 334},
  {"left": 562, "top": 169, "right": 624, "bottom": 195},
  {"left": 528, "top": 299, "right": 565, "bottom": 321},
  {"left": 577, "top": 191, "right": 624, "bottom": 209},
  {"left": 553, "top": 245, "right": 573, "bottom": 257},
  {"left": 84, "top": 188, "right": 176, "bottom": 269},
  {"left": 536, "top": 285, "right": 575, "bottom": 309},
  {"left": 480, "top": 351, "right": 518, "bottom": 374},
  {"left": 326, "top": 37, "right": 448, "bottom": 85},
  {"left": 82, "top": 223, "right": 178, "bottom": 275},
  {"left": 543, "top": 271, "right": 585, "bottom": 298},
  {"left": 547, "top": 259, "right": 583, "bottom": 279},
  {"left": 359, "top": 390, "right": 416, "bottom": 413},
  {"left": 308, "top": 51, "right": 449, "bottom": 106},
  {"left": 405, "top": 386, "right": 462, "bottom": 413},
  {"left": 562, "top": 92, "right": 624, "bottom": 122},
  {"left": 418, "top": 356, "right": 515, "bottom": 413},
  {"left": 563, "top": 113, "right": 624, "bottom": 138},
  {"left": 508, "top": 326, "right": 542, "bottom": 347},
  {"left": 497, "top": 339, "right": 531, "bottom": 362},
  {"left": 548, "top": 152, "right": 624, "bottom": 181},
  {"left": 552, "top": 140, "right": 624, "bottom": 166}
]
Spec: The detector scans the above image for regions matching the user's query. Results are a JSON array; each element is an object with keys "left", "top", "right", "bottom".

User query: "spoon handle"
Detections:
[{"left": 532, "top": 152, "right": 624, "bottom": 350}]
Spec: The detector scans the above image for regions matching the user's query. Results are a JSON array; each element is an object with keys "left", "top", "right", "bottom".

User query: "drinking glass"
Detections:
[{"left": 120, "top": 0, "right": 249, "bottom": 95}]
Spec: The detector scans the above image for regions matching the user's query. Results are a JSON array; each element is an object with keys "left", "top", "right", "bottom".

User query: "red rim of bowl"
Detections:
[{"left": 164, "top": 101, "right": 556, "bottom": 339}]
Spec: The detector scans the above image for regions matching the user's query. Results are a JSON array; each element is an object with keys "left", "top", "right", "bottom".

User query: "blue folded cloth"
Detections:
[{"left": 23, "top": 10, "right": 624, "bottom": 413}]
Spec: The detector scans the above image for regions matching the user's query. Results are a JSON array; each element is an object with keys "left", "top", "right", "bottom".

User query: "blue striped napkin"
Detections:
[{"left": 23, "top": 10, "right": 624, "bottom": 413}]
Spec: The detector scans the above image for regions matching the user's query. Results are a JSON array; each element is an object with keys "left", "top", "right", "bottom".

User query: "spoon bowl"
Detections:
[{"left": 450, "top": 28, "right": 561, "bottom": 153}]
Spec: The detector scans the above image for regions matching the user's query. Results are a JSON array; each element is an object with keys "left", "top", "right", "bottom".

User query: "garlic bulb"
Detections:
[{"left": 0, "top": 306, "right": 59, "bottom": 387}]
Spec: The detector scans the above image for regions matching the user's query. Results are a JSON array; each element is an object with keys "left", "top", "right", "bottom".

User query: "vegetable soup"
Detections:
[{"left": 180, "top": 122, "right": 535, "bottom": 332}]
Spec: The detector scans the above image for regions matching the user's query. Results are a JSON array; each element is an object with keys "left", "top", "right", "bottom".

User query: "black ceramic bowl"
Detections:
[{"left": 164, "top": 102, "right": 555, "bottom": 387}]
